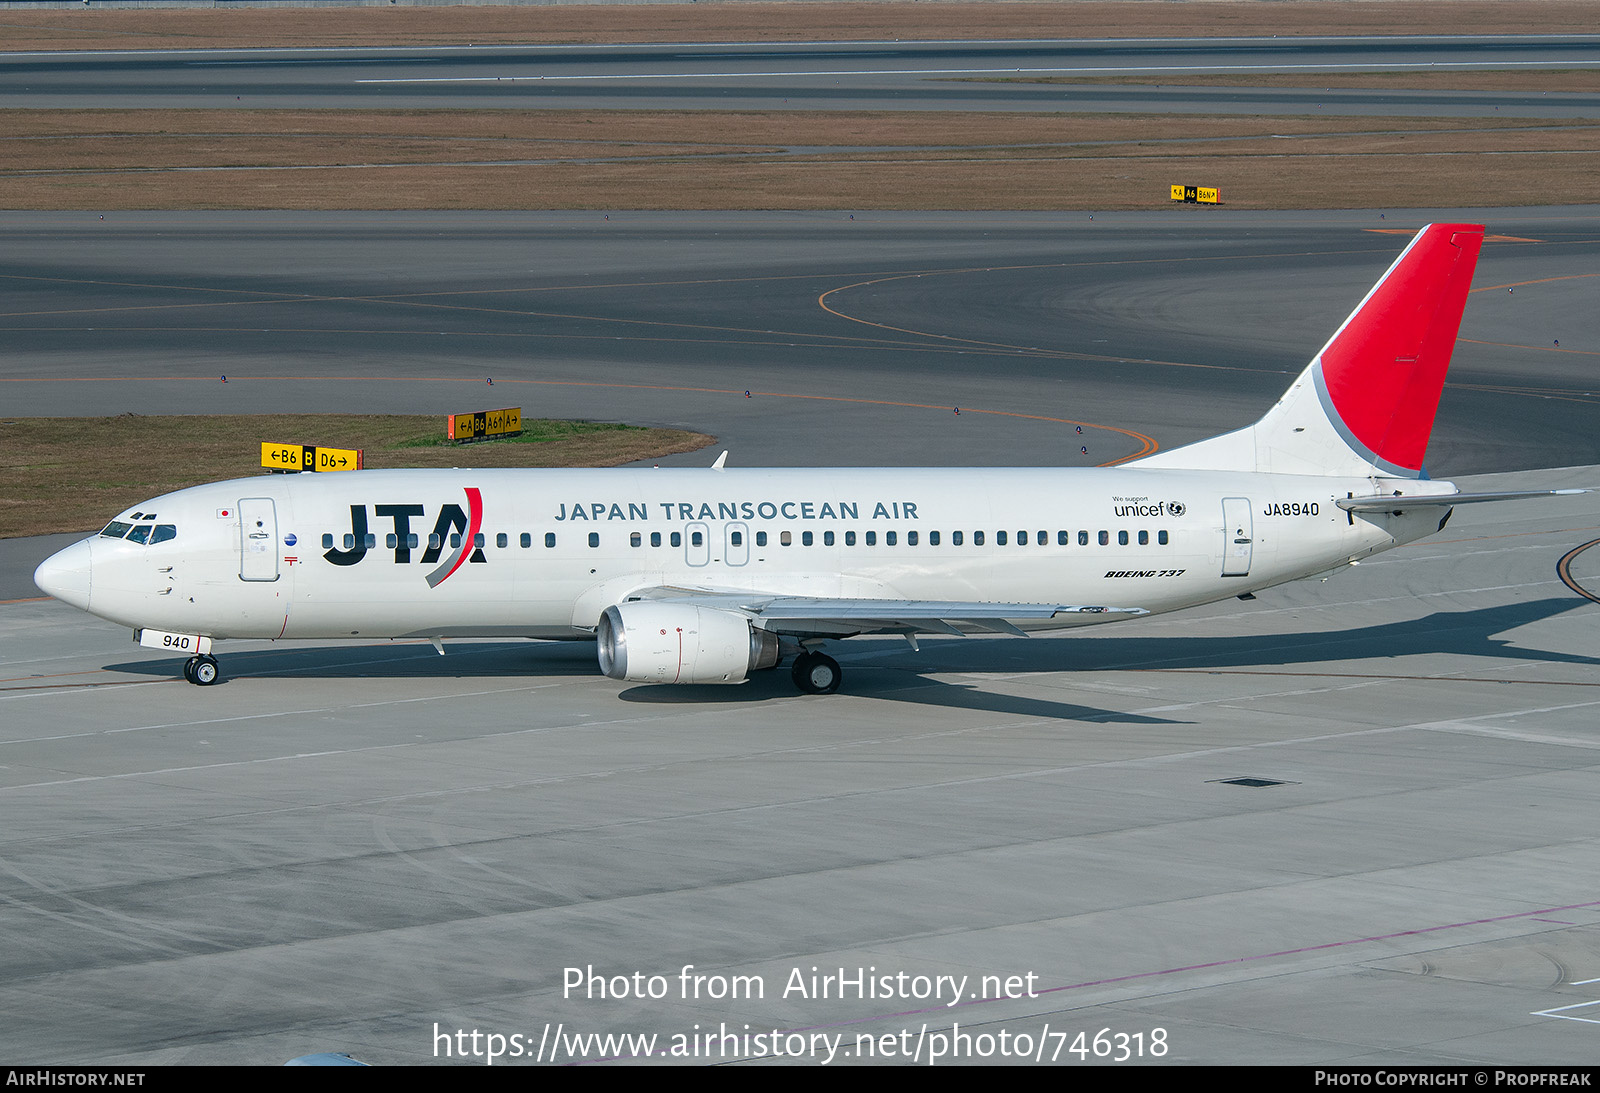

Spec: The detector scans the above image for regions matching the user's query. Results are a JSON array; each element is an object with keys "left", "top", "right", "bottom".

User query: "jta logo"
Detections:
[{"left": 323, "top": 488, "right": 485, "bottom": 587}]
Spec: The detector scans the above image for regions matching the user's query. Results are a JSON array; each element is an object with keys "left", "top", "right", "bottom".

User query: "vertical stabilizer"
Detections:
[{"left": 1133, "top": 224, "right": 1484, "bottom": 478}]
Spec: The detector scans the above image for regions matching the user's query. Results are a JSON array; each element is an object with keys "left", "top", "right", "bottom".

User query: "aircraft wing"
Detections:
[
  {"left": 632, "top": 588, "right": 1148, "bottom": 638},
  {"left": 1336, "top": 488, "right": 1589, "bottom": 513}
]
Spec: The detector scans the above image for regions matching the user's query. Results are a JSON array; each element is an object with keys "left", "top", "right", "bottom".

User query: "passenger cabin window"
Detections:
[
  {"left": 521, "top": 533, "right": 531, "bottom": 548},
  {"left": 952, "top": 531, "right": 963, "bottom": 546},
  {"left": 1098, "top": 531, "right": 1109, "bottom": 546},
  {"left": 885, "top": 531, "right": 896, "bottom": 546},
  {"left": 845, "top": 531, "right": 856, "bottom": 546},
  {"left": 1119, "top": 531, "right": 1129, "bottom": 546},
  {"left": 545, "top": 533, "right": 556, "bottom": 548},
  {"left": 651, "top": 532, "right": 662, "bottom": 547},
  {"left": 631, "top": 532, "right": 642, "bottom": 547},
  {"left": 497, "top": 533, "right": 508, "bottom": 549},
  {"left": 908, "top": 531, "right": 918, "bottom": 546},
  {"left": 929, "top": 531, "right": 940, "bottom": 546},
  {"left": 824, "top": 531, "right": 835, "bottom": 546},
  {"left": 1078, "top": 531, "right": 1089, "bottom": 546},
  {"left": 1158, "top": 530, "right": 1169, "bottom": 545},
  {"left": 974, "top": 531, "right": 985, "bottom": 546},
  {"left": 588, "top": 533, "right": 600, "bottom": 548}
]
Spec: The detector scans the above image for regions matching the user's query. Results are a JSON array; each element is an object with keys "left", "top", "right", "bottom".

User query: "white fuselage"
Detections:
[{"left": 59, "top": 467, "right": 1447, "bottom": 643}]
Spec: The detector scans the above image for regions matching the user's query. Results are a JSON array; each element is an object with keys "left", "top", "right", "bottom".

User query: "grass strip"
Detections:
[{"left": 1, "top": 413, "right": 713, "bottom": 538}]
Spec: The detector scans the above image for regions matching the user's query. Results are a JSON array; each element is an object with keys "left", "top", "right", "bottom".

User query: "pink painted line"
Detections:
[{"left": 573, "top": 901, "right": 1600, "bottom": 1061}]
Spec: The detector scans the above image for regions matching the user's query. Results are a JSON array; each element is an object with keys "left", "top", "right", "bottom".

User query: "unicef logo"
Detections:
[{"left": 1167, "top": 501, "right": 1186, "bottom": 517}]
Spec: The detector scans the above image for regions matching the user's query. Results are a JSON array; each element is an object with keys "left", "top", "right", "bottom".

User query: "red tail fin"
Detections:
[
  {"left": 1132, "top": 224, "right": 1483, "bottom": 479},
  {"left": 1314, "top": 224, "right": 1483, "bottom": 476}
]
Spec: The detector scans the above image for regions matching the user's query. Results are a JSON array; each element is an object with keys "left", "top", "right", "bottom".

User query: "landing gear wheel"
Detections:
[
  {"left": 791, "top": 651, "right": 842, "bottom": 695},
  {"left": 186, "top": 655, "right": 220, "bottom": 686}
]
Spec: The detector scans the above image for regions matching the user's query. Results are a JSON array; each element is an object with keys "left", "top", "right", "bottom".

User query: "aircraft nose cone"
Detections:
[{"left": 34, "top": 538, "right": 92, "bottom": 611}]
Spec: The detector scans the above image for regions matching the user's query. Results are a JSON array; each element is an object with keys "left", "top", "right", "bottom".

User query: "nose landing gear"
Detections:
[{"left": 182, "top": 654, "right": 220, "bottom": 686}]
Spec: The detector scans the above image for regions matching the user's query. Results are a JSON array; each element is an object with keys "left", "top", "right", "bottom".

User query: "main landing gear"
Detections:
[
  {"left": 791, "top": 651, "right": 842, "bottom": 695},
  {"left": 182, "top": 654, "right": 220, "bottom": 686}
]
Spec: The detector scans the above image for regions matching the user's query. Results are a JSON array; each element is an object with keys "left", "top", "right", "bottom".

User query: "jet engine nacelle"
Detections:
[{"left": 597, "top": 602, "right": 780, "bottom": 684}]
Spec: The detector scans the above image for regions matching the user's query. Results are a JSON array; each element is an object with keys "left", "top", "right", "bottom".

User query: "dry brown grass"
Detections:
[
  {"left": 1, "top": 2, "right": 1598, "bottom": 52},
  {"left": 0, "top": 414, "right": 713, "bottom": 538},
  {"left": 4, "top": 108, "right": 1596, "bottom": 211}
]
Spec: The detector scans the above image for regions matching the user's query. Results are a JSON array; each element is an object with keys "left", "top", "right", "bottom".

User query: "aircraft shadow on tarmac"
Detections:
[
  {"left": 618, "top": 596, "right": 1597, "bottom": 719},
  {"left": 103, "top": 597, "right": 1595, "bottom": 722}
]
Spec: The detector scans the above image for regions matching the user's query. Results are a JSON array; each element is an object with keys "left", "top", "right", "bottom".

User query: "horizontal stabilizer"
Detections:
[{"left": 1337, "top": 488, "right": 1588, "bottom": 513}]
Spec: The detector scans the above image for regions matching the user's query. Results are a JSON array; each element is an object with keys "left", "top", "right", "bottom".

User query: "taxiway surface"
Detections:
[{"left": 2, "top": 210, "right": 1599, "bottom": 1065}]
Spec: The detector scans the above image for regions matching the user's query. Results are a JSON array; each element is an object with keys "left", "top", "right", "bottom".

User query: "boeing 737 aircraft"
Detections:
[{"left": 32, "top": 224, "right": 1583, "bottom": 693}]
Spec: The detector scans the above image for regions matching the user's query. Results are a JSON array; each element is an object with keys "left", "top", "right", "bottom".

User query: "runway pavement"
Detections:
[
  {"left": 4, "top": 35, "right": 1598, "bottom": 115},
  {"left": 2, "top": 211, "right": 1599, "bottom": 1065}
]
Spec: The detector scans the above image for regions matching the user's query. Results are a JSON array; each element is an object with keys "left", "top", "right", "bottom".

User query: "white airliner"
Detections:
[{"left": 32, "top": 224, "right": 1582, "bottom": 693}]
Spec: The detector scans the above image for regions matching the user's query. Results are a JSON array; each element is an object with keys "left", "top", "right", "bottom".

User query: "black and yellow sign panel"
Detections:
[
  {"left": 260, "top": 443, "right": 364, "bottom": 472},
  {"left": 1171, "top": 184, "right": 1220, "bottom": 205},
  {"left": 448, "top": 406, "right": 523, "bottom": 443}
]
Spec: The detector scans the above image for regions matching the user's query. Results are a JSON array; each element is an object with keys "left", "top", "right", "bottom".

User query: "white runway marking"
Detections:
[
  {"left": 358, "top": 60, "right": 1600, "bottom": 85},
  {"left": 1532, "top": 999, "right": 1600, "bottom": 1024}
]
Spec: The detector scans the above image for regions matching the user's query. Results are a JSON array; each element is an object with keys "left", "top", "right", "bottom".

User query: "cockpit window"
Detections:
[{"left": 99, "top": 520, "right": 177, "bottom": 544}]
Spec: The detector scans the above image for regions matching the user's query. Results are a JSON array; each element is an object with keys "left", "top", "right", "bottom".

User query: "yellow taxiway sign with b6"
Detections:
[
  {"left": 448, "top": 406, "right": 522, "bottom": 443},
  {"left": 260, "top": 443, "right": 364, "bottom": 472}
]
